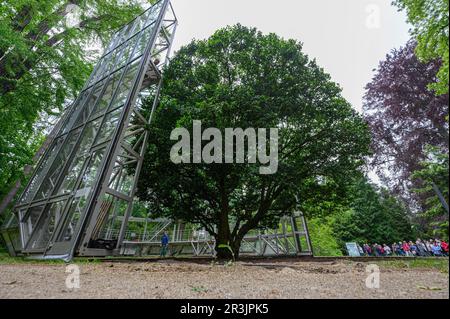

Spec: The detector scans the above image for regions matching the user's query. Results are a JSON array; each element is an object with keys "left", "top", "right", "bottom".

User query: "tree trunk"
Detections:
[
  {"left": 230, "top": 236, "right": 243, "bottom": 260},
  {"left": 215, "top": 180, "right": 233, "bottom": 260},
  {"left": 215, "top": 211, "right": 232, "bottom": 259}
]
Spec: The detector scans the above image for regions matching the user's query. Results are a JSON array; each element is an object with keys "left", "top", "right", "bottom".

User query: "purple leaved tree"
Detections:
[{"left": 364, "top": 41, "right": 449, "bottom": 211}]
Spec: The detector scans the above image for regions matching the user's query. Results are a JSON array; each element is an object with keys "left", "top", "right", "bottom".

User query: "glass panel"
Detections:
[
  {"left": 116, "top": 35, "right": 139, "bottom": 69},
  {"left": 74, "top": 80, "right": 105, "bottom": 127},
  {"left": 57, "top": 195, "right": 89, "bottom": 242},
  {"left": 78, "top": 118, "right": 102, "bottom": 155},
  {"left": 19, "top": 137, "right": 65, "bottom": 204},
  {"left": 57, "top": 155, "right": 87, "bottom": 195},
  {"left": 60, "top": 90, "right": 92, "bottom": 134},
  {"left": 57, "top": 117, "right": 102, "bottom": 195},
  {"left": 56, "top": 148, "right": 106, "bottom": 243},
  {"left": 34, "top": 128, "right": 82, "bottom": 200},
  {"left": 88, "top": 55, "right": 108, "bottom": 86},
  {"left": 102, "top": 45, "right": 125, "bottom": 77},
  {"left": 117, "top": 22, "right": 136, "bottom": 46},
  {"left": 89, "top": 194, "right": 128, "bottom": 244},
  {"left": 26, "top": 201, "right": 65, "bottom": 250},
  {"left": 90, "top": 70, "right": 123, "bottom": 118},
  {"left": 132, "top": 24, "right": 156, "bottom": 60},
  {"left": 131, "top": 10, "right": 150, "bottom": 36},
  {"left": 145, "top": 1, "right": 164, "bottom": 29},
  {"left": 108, "top": 148, "right": 138, "bottom": 197},
  {"left": 117, "top": 167, "right": 136, "bottom": 196},
  {"left": 94, "top": 106, "right": 124, "bottom": 146},
  {"left": 86, "top": 0, "right": 162, "bottom": 87},
  {"left": 21, "top": 205, "right": 45, "bottom": 244},
  {"left": 109, "top": 60, "right": 140, "bottom": 110},
  {"left": 105, "top": 25, "right": 127, "bottom": 53},
  {"left": 78, "top": 148, "right": 106, "bottom": 191}
]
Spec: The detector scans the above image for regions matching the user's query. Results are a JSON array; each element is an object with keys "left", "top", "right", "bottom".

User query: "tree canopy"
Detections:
[
  {"left": 364, "top": 41, "right": 449, "bottom": 210},
  {"left": 333, "top": 177, "right": 413, "bottom": 246},
  {"left": 394, "top": 0, "right": 449, "bottom": 94},
  {"left": 411, "top": 146, "right": 449, "bottom": 239},
  {"left": 137, "top": 25, "right": 371, "bottom": 258}
]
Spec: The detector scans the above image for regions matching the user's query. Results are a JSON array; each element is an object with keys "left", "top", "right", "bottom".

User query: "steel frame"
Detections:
[
  {"left": 120, "top": 212, "right": 313, "bottom": 257},
  {"left": 12, "top": 0, "right": 178, "bottom": 260}
]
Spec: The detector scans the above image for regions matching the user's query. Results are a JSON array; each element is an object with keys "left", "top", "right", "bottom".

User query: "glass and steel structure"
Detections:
[{"left": 13, "top": 0, "right": 177, "bottom": 260}]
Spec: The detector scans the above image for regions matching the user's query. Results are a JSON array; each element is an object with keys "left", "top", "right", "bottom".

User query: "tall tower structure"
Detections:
[{"left": 12, "top": 0, "right": 177, "bottom": 260}]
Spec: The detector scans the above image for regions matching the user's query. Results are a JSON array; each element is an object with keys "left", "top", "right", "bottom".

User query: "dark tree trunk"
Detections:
[
  {"left": 215, "top": 206, "right": 232, "bottom": 259},
  {"left": 215, "top": 178, "right": 233, "bottom": 260},
  {"left": 230, "top": 236, "right": 244, "bottom": 260}
]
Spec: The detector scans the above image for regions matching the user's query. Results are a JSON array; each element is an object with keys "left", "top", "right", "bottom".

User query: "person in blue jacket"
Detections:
[{"left": 160, "top": 231, "right": 170, "bottom": 257}]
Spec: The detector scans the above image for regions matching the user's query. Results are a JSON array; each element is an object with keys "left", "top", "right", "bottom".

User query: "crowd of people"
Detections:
[{"left": 359, "top": 239, "right": 449, "bottom": 257}]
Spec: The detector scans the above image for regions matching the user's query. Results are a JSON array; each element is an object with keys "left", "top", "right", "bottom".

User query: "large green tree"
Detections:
[
  {"left": 0, "top": 0, "right": 150, "bottom": 214},
  {"left": 394, "top": 0, "right": 449, "bottom": 94},
  {"left": 136, "top": 25, "right": 371, "bottom": 259},
  {"left": 411, "top": 146, "right": 449, "bottom": 239},
  {"left": 333, "top": 177, "right": 413, "bottom": 246}
]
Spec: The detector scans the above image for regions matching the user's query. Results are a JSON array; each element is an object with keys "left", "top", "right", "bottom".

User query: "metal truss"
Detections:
[
  {"left": 120, "top": 212, "right": 313, "bottom": 257},
  {"left": 10, "top": 0, "right": 178, "bottom": 260}
]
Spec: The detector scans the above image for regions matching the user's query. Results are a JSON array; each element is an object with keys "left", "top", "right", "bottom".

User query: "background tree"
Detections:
[
  {"left": 332, "top": 177, "right": 413, "bottom": 246},
  {"left": 411, "top": 146, "right": 449, "bottom": 239},
  {"left": 0, "top": 0, "right": 151, "bottom": 216},
  {"left": 307, "top": 217, "right": 343, "bottom": 257},
  {"left": 364, "top": 41, "right": 449, "bottom": 211},
  {"left": 137, "top": 25, "right": 371, "bottom": 259},
  {"left": 394, "top": 0, "right": 449, "bottom": 94}
]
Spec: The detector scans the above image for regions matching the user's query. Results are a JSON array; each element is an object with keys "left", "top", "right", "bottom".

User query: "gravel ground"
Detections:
[{"left": 0, "top": 260, "right": 448, "bottom": 299}]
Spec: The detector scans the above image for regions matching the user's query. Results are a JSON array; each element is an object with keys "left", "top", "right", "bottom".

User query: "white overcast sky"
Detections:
[{"left": 168, "top": 0, "right": 411, "bottom": 112}]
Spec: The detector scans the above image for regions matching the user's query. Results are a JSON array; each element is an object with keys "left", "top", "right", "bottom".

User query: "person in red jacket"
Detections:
[
  {"left": 441, "top": 240, "right": 449, "bottom": 256},
  {"left": 402, "top": 241, "right": 412, "bottom": 257}
]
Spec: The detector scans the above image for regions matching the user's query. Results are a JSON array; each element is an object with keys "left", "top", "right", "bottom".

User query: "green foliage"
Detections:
[
  {"left": 411, "top": 146, "right": 449, "bottom": 240},
  {"left": 332, "top": 177, "right": 413, "bottom": 246},
  {"left": 307, "top": 217, "right": 343, "bottom": 257},
  {"left": 394, "top": 0, "right": 449, "bottom": 94},
  {"left": 0, "top": 0, "right": 149, "bottom": 208},
  {"left": 137, "top": 25, "right": 371, "bottom": 258}
]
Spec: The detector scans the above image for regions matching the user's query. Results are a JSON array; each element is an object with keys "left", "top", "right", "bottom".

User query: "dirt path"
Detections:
[{"left": 0, "top": 260, "right": 448, "bottom": 299}]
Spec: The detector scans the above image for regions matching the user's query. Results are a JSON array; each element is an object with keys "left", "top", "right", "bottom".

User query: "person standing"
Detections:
[
  {"left": 357, "top": 244, "right": 364, "bottom": 256},
  {"left": 363, "top": 243, "right": 372, "bottom": 256},
  {"left": 426, "top": 240, "right": 433, "bottom": 255},
  {"left": 402, "top": 241, "right": 412, "bottom": 257},
  {"left": 431, "top": 241, "right": 443, "bottom": 257},
  {"left": 409, "top": 241, "right": 418, "bottom": 256},
  {"left": 383, "top": 244, "right": 392, "bottom": 256},
  {"left": 416, "top": 239, "right": 428, "bottom": 257},
  {"left": 373, "top": 243, "right": 380, "bottom": 257},
  {"left": 160, "top": 231, "right": 170, "bottom": 258},
  {"left": 441, "top": 240, "right": 449, "bottom": 256},
  {"left": 392, "top": 243, "right": 399, "bottom": 256}
]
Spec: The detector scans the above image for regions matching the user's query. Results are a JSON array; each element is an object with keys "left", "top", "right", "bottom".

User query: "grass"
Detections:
[
  {"left": 0, "top": 251, "right": 101, "bottom": 265},
  {"left": 190, "top": 285, "right": 208, "bottom": 293},
  {"left": 375, "top": 258, "right": 449, "bottom": 274}
]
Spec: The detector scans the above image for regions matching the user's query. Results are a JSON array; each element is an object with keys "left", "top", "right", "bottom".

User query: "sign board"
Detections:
[{"left": 345, "top": 242, "right": 361, "bottom": 257}]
